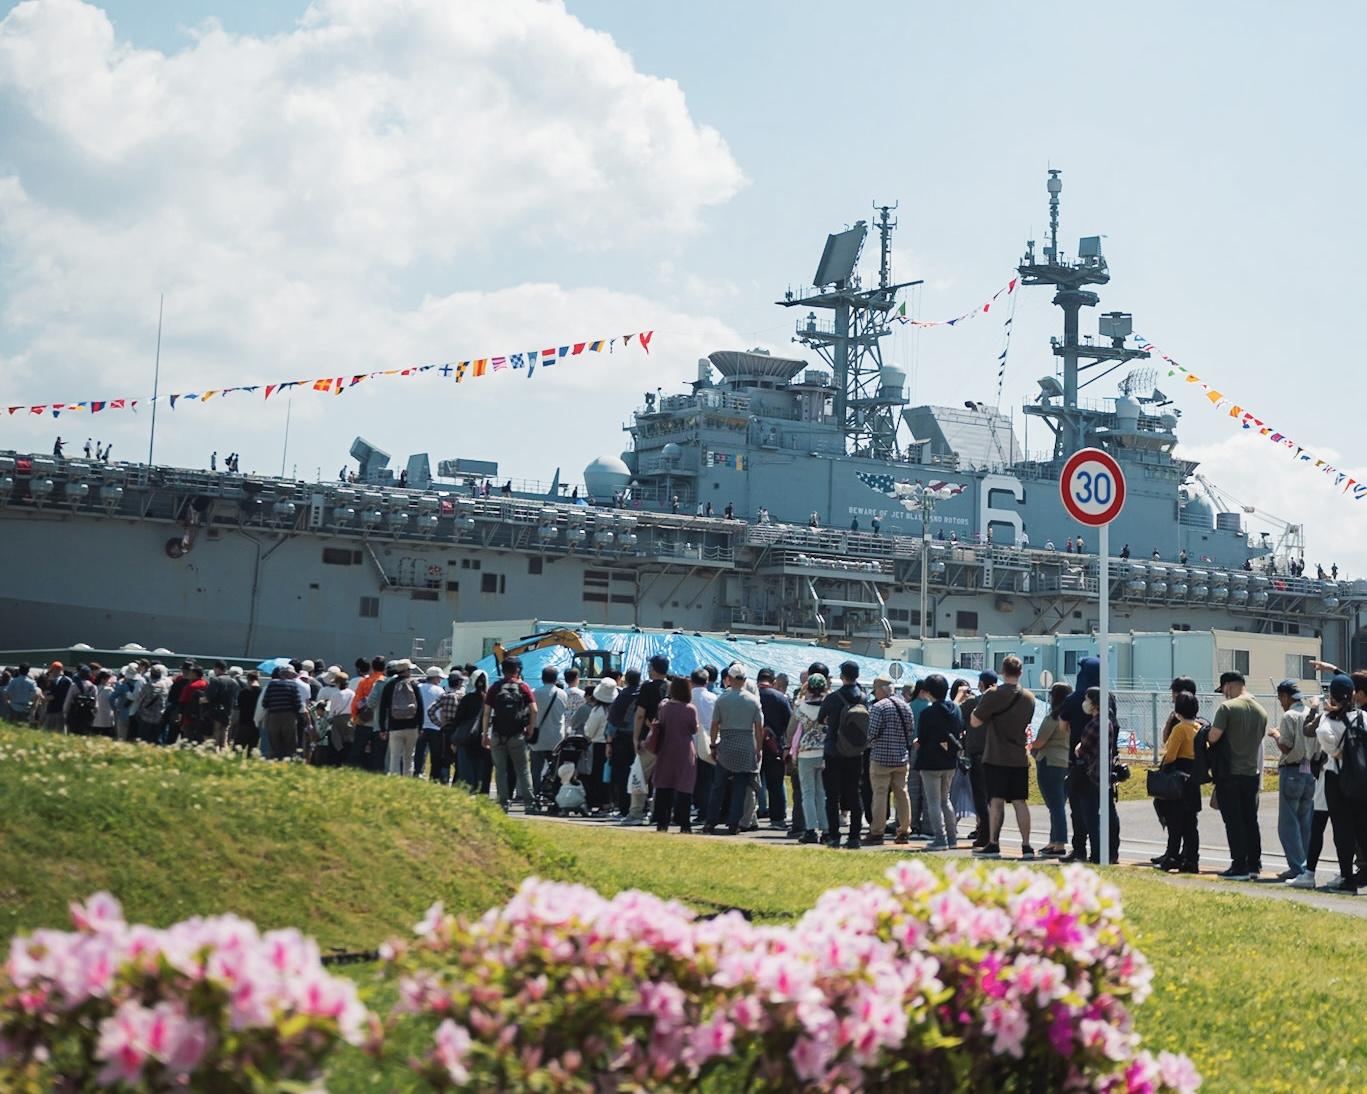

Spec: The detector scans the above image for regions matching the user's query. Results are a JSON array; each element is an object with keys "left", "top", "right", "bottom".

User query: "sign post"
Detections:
[{"left": 1059, "top": 447, "right": 1127, "bottom": 865}]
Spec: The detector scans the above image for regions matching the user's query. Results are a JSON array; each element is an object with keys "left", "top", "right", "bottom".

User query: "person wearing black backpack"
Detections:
[
  {"left": 817, "top": 661, "right": 867, "bottom": 849},
  {"left": 62, "top": 665, "right": 98, "bottom": 736},
  {"left": 481, "top": 656, "right": 539, "bottom": 813},
  {"left": 1315, "top": 674, "right": 1367, "bottom": 894}
]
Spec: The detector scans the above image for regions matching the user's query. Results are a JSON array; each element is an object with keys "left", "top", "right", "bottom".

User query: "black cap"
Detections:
[
  {"left": 1275, "top": 679, "right": 1303, "bottom": 698},
  {"left": 1216, "top": 671, "right": 1245, "bottom": 692},
  {"left": 648, "top": 654, "right": 670, "bottom": 675},
  {"left": 979, "top": 670, "right": 999, "bottom": 686},
  {"left": 756, "top": 667, "right": 775, "bottom": 683},
  {"left": 840, "top": 660, "right": 860, "bottom": 681}
]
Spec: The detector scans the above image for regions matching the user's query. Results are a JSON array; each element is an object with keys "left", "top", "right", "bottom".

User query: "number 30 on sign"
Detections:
[{"left": 1060, "top": 448, "right": 1126, "bottom": 527}]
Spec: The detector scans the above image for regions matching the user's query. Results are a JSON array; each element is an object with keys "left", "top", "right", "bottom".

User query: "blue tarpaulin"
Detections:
[{"left": 473, "top": 627, "right": 953, "bottom": 686}]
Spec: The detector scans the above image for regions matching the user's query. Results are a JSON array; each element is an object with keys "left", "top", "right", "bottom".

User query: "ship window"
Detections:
[
  {"left": 446, "top": 581, "right": 459, "bottom": 593},
  {"left": 323, "top": 547, "right": 354, "bottom": 565},
  {"left": 610, "top": 593, "right": 635, "bottom": 605},
  {"left": 583, "top": 591, "right": 608, "bottom": 604},
  {"left": 461, "top": 558, "right": 482, "bottom": 570},
  {"left": 955, "top": 610, "right": 979, "bottom": 635},
  {"left": 1285, "top": 654, "right": 1315, "bottom": 680},
  {"left": 411, "top": 589, "right": 438, "bottom": 602},
  {"left": 481, "top": 573, "right": 505, "bottom": 594},
  {"left": 1063, "top": 650, "right": 1083, "bottom": 676},
  {"left": 359, "top": 596, "right": 379, "bottom": 618},
  {"left": 528, "top": 558, "right": 543, "bottom": 575}
]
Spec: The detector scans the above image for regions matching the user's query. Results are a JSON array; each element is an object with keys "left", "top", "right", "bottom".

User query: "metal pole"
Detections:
[
  {"left": 147, "top": 293, "right": 163, "bottom": 465},
  {"left": 280, "top": 392, "right": 293, "bottom": 477},
  {"left": 920, "top": 496, "right": 930, "bottom": 653},
  {"left": 1099, "top": 522, "right": 1111, "bottom": 865}
]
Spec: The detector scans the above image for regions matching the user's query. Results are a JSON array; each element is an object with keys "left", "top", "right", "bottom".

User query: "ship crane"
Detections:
[{"left": 1191, "top": 474, "right": 1305, "bottom": 565}]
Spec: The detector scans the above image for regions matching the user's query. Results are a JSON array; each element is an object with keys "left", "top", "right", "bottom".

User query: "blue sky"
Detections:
[{"left": 1, "top": 1, "right": 1362, "bottom": 567}]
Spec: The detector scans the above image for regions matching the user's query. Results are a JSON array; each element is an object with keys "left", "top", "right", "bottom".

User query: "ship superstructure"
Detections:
[{"left": 0, "top": 174, "right": 1360, "bottom": 670}]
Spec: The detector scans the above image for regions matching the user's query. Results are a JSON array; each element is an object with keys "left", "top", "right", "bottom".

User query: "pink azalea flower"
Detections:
[{"left": 433, "top": 1019, "right": 472, "bottom": 1084}]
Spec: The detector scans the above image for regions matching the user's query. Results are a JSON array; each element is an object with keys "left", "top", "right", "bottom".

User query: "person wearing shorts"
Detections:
[{"left": 970, "top": 654, "right": 1037, "bottom": 859}]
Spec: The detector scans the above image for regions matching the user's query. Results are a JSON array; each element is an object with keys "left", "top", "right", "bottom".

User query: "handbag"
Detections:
[
  {"left": 1146, "top": 767, "right": 1187, "bottom": 801},
  {"left": 1112, "top": 762, "right": 1131, "bottom": 783}
]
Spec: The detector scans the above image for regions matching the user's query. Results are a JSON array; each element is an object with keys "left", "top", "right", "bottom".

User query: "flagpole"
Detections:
[
  {"left": 147, "top": 293, "right": 163, "bottom": 466},
  {"left": 280, "top": 391, "right": 293, "bottom": 477}
]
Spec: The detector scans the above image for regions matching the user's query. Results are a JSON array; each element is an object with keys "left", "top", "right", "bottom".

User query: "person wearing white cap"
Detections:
[
  {"left": 414, "top": 666, "right": 448, "bottom": 782},
  {"left": 377, "top": 660, "right": 423, "bottom": 776},
  {"left": 316, "top": 670, "right": 355, "bottom": 764},
  {"left": 113, "top": 663, "right": 144, "bottom": 742}
]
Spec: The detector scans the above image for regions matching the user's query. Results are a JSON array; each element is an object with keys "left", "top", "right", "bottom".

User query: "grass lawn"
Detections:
[
  {"left": 0, "top": 726, "right": 569, "bottom": 949},
  {"left": 0, "top": 725, "right": 1360, "bottom": 1092}
]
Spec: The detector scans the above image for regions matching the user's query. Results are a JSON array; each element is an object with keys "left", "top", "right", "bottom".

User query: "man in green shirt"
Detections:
[{"left": 1209, "top": 671, "right": 1269, "bottom": 880}]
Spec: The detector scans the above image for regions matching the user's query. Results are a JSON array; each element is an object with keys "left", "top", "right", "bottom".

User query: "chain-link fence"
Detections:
[{"left": 1109, "top": 689, "right": 1281, "bottom": 765}]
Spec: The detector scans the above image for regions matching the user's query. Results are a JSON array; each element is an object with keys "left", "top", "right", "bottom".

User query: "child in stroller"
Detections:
[{"left": 540, "top": 733, "right": 591, "bottom": 816}]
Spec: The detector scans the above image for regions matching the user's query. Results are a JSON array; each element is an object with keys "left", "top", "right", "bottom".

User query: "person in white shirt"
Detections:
[
  {"left": 414, "top": 667, "right": 448, "bottom": 781},
  {"left": 1316, "top": 674, "right": 1367, "bottom": 894},
  {"left": 315, "top": 669, "right": 355, "bottom": 764},
  {"left": 690, "top": 668, "right": 717, "bottom": 821},
  {"left": 530, "top": 667, "right": 568, "bottom": 797},
  {"left": 563, "top": 668, "right": 586, "bottom": 722}
]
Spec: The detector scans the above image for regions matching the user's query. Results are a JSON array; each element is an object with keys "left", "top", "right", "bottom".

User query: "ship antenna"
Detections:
[
  {"left": 875, "top": 202, "right": 898, "bottom": 290},
  {"left": 1046, "top": 169, "right": 1061, "bottom": 264},
  {"left": 147, "top": 292, "right": 163, "bottom": 466}
]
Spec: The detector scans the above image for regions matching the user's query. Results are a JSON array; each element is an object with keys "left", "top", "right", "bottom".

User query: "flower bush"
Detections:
[
  {"left": 0, "top": 863, "right": 1200, "bottom": 1091},
  {"left": 381, "top": 861, "right": 1200, "bottom": 1092},
  {"left": 0, "top": 892, "right": 373, "bottom": 1091}
]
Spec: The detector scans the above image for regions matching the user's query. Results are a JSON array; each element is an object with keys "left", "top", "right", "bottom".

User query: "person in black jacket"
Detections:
[
  {"left": 915, "top": 674, "right": 963, "bottom": 850},
  {"left": 1059, "top": 656, "right": 1100, "bottom": 862}
]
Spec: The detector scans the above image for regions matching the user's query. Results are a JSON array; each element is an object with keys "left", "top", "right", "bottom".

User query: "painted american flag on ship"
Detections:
[{"left": 857, "top": 471, "right": 966, "bottom": 508}]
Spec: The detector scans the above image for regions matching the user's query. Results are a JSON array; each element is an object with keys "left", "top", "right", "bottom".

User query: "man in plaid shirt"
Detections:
[
  {"left": 427, "top": 671, "right": 466, "bottom": 729},
  {"left": 863, "top": 673, "right": 917, "bottom": 846}
]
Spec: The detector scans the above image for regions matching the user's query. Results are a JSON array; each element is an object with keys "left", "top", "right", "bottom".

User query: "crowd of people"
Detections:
[{"left": 5, "top": 649, "right": 1366, "bottom": 891}]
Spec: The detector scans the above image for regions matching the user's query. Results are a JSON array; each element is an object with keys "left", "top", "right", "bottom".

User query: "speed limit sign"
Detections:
[
  {"left": 1060, "top": 448, "right": 1126, "bottom": 527},
  {"left": 1058, "top": 446, "right": 1126, "bottom": 865}
]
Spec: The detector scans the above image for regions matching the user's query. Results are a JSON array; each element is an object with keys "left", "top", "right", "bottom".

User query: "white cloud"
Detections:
[
  {"left": 0, "top": 0, "right": 745, "bottom": 481},
  {"left": 1177, "top": 433, "right": 1367, "bottom": 576}
]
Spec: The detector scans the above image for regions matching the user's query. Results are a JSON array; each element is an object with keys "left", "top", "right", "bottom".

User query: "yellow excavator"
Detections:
[{"left": 490, "top": 628, "right": 622, "bottom": 683}]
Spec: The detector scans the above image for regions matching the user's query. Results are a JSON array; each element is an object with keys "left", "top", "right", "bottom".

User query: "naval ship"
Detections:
[{"left": 0, "top": 173, "right": 1361, "bottom": 668}]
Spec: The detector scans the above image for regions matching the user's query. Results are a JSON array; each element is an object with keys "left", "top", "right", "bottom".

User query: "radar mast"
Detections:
[
  {"left": 1018, "top": 170, "right": 1149, "bottom": 456},
  {"left": 779, "top": 204, "right": 922, "bottom": 460}
]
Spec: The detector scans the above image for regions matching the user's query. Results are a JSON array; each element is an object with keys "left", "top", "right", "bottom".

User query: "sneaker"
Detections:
[
  {"left": 843, "top": 837, "right": 861, "bottom": 850},
  {"left": 893, "top": 833, "right": 910, "bottom": 845},
  {"left": 1244, "top": 870, "right": 1261, "bottom": 881},
  {"left": 768, "top": 820, "right": 788, "bottom": 830},
  {"left": 972, "top": 843, "right": 1001, "bottom": 858},
  {"left": 1149, "top": 853, "right": 1166, "bottom": 865},
  {"left": 799, "top": 830, "right": 818, "bottom": 845},
  {"left": 1175, "top": 863, "right": 1200, "bottom": 874},
  {"left": 925, "top": 838, "right": 950, "bottom": 851},
  {"left": 1287, "top": 872, "right": 1316, "bottom": 890},
  {"left": 861, "top": 833, "right": 885, "bottom": 846},
  {"left": 1324, "top": 873, "right": 1346, "bottom": 889},
  {"left": 618, "top": 816, "right": 644, "bottom": 827},
  {"left": 1215, "top": 868, "right": 1247, "bottom": 879},
  {"left": 823, "top": 836, "right": 842, "bottom": 849},
  {"left": 1019, "top": 845, "right": 1036, "bottom": 860},
  {"left": 725, "top": 825, "right": 740, "bottom": 836},
  {"left": 1274, "top": 868, "right": 1299, "bottom": 882},
  {"left": 1322, "top": 877, "right": 1358, "bottom": 894}
]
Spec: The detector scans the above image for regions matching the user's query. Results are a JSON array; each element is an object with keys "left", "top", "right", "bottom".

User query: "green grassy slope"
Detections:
[{"left": 0, "top": 726, "right": 568, "bottom": 950}]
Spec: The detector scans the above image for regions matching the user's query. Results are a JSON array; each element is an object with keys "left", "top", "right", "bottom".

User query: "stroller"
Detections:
[{"left": 540, "top": 733, "right": 592, "bottom": 816}]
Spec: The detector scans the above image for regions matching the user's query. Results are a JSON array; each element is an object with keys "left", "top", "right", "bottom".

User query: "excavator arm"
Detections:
[{"left": 489, "top": 629, "right": 620, "bottom": 684}]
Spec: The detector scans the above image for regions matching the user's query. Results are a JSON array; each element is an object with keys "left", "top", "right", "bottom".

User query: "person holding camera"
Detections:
[
  {"left": 1269, "top": 679, "right": 1318, "bottom": 887},
  {"left": 1315, "top": 674, "right": 1367, "bottom": 894},
  {"left": 1153, "top": 691, "right": 1202, "bottom": 873}
]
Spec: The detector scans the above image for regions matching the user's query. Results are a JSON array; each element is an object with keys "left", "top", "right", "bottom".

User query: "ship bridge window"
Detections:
[
  {"left": 955, "top": 610, "right": 979, "bottom": 635},
  {"left": 410, "top": 589, "right": 438, "bottom": 602},
  {"left": 359, "top": 596, "right": 379, "bottom": 618}
]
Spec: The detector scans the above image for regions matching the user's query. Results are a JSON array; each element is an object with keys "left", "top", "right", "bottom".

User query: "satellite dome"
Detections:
[
  {"left": 660, "top": 443, "right": 683, "bottom": 465},
  {"left": 119, "top": 642, "right": 147, "bottom": 651},
  {"left": 71, "top": 642, "right": 93, "bottom": 652},
  {"left": 583, "top": 455, "right": 631, "bottom": 499}
]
